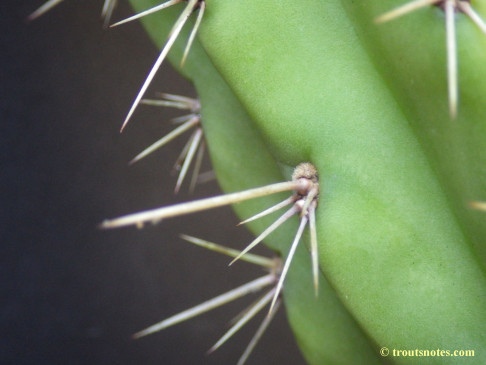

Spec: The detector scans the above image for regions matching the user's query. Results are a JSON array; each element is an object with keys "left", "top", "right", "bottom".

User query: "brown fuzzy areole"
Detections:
[{"left": 292, "top": 162, "right": 319, "bottom": 198}]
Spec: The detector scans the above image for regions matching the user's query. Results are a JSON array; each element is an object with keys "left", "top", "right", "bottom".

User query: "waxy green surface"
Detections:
[{"left": 128, "top": 1, "right": 486, "bottom": 363}]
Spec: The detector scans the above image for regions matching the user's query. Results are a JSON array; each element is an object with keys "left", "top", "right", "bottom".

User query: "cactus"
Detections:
[{"left": 29, "top": 0, "right": 486, "bottom": 364}]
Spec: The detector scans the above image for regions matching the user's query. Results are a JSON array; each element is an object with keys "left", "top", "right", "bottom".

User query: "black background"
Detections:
[{"left": 2, "top": 1, "right": 305, "bottom": 364}]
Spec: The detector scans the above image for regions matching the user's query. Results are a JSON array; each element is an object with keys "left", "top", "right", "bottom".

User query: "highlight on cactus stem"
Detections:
[
  {"left": 376, "top": 0, "right": 486, "bottom": 118},
  {"left": 133, "top": 234, "right": 282, "bottom": 365},
  {"left": 110, "top": 0, "right": 206, "bottom": 131},
  {"left": 27, "top": 0, "right": 118, "bottom": 25},
  {"left": 131, "top": 93, "right": 206, "bottom": 193},
  {"left": 100, "top": 162, "right": 320, "bottom": 299}
]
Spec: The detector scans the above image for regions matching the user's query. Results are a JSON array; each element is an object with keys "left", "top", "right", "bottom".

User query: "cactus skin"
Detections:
[{"left": 127, "top": 0, "right": 486, "bottom": 364}]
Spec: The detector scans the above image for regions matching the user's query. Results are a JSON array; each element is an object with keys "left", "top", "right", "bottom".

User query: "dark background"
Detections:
[{"left": 2, "top": 1, "right": 305, "bottom": 364}]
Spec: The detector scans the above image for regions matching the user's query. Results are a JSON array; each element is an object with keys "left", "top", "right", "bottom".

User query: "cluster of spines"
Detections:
[
  {"left": 108, "top": 162, "right": 321, "bottom": 363},
  {"left": 376, "top": 0, "right": 486, "bottom": 212},
  {"left": 133, "top": 234, "right": 283, "bottom": 365},
  {"left": 376, "top": 0, "right": 486, "bottom": 118},
  {"left": 132, "top": 93, "right": 207, "bottom": 193},
  {"left": 101, "top": 162, "right": 321, "bottom": 313},
  {"left": 110, "top": 0, "right": 206, "bottom": 131}
]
